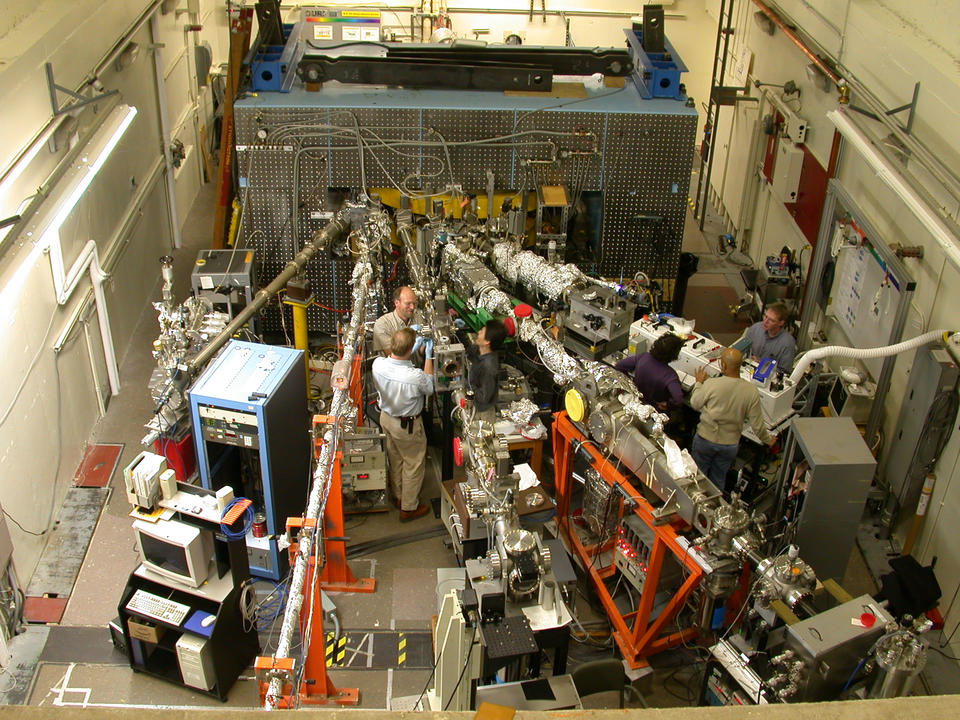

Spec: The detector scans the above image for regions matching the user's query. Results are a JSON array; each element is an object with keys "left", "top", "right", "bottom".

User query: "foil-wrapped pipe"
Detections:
[
  {"left": 518, "top": 317, "right": 582, "bottom": 385},
  {"left": 265, "top": 213, "right": 375, "bottom": 710}
]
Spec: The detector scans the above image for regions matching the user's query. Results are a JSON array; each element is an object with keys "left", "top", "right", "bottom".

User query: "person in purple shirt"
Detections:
[{"left": 615, "top": 333, "right": 686, "bottom": 411}]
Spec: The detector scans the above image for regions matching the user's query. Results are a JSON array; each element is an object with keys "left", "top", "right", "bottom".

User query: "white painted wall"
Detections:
[
  {"left": 0, "top": 0, "right": 208, "bottom": 580},
  {"left": 701, "top": 0, "right": 960, "bottom": 657}
]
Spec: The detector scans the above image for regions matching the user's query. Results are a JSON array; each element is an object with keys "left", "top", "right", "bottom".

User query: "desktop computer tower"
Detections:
[
  {"left": 175, "top": 634, "right": 215, "bottom": 690},
  {"left": 189, "top": 340, "right": 310, "bottom": 580}
]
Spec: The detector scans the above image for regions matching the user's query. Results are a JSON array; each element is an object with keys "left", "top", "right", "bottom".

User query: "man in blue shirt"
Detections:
[
  {"left": 372, "top": 328, "right": 434, "bottom": 521},
  {"left": 742, "top": 302, "right": 796, "bottom": 373},
  {"left": 615, "top": 333, "right": 685, "bottom": 411}
]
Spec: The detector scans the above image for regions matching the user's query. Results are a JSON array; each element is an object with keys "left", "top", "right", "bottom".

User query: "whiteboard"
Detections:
[{"left": 827, "top": 222, "right": 902, "bottom": 379}]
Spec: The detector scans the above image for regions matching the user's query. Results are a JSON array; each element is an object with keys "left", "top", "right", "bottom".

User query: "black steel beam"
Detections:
[
  {"left": 297, "top": 55, "right": 554, "bottom": 91},
  {"left": 387, "top": 46, "right": 633, "bottom": 77}
]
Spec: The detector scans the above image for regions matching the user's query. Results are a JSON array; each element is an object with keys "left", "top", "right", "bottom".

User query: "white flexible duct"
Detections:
[{"left": 789, "top": 329, "right": 951, "bottom": 385}]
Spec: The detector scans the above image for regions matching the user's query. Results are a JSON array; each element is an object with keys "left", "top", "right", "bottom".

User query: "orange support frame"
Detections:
[
  {"left": 255, "top": 522, "right": 360, "bottom": 707},
  {"left": 310, "top": 416, "right": 375, "bottom": 593},
  {"left": 349, "top": 347, "right": 365, "bottom": 426},
  {"left": 552, "top": 411, "right": 704, "bottom": 668}
]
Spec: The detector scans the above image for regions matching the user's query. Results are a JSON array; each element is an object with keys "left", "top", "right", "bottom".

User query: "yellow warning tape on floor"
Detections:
[
  {"left": 325, "top": 632, "right": 347, "bottom": 667},
  {"left": 398, "top": 632, "right": 406, "bottom": 666}
]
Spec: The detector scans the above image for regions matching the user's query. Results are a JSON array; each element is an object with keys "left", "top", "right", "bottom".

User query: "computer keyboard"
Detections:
[{"left": 126, "top": 589, "right": 190, "bottom": 625}]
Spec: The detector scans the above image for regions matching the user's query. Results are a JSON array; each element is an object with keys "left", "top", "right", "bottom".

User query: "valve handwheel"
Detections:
[{"left": 452, "top": 437, "right": 463, "bottom": 466}]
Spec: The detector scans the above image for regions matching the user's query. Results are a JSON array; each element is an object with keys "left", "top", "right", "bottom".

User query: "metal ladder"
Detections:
[{"left": 693, "top": 0, "right": 737, "bottom": 231}]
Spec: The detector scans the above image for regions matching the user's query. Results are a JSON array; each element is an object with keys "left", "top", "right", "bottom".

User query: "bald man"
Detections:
[
  {"left": 373, "top": 286, "right": 419, "bottom": 355},
  {"left": 689, "top": 348, "right": 775, "bottom": 491}
]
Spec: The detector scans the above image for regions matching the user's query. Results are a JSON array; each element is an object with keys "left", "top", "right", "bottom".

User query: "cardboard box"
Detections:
[{"left": 127, "top": 617, "right": 165, "bottom": 644}]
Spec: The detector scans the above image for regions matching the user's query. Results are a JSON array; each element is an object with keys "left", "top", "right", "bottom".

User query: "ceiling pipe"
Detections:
[{"left": 751, "top": 0, "right": 844, "bottom": 91}]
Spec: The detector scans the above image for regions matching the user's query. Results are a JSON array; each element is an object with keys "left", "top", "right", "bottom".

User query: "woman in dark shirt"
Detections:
[{"left": 615, "top": 333, "right": 685, "bottom": 411}]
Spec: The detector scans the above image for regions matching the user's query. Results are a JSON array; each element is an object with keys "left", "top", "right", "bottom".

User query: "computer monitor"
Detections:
[
  {"left": 730, "top": 335, "right": 752, "bottom": 355},
  {"left": 133, "top": 519, "right": 214, "bottom": 588}
]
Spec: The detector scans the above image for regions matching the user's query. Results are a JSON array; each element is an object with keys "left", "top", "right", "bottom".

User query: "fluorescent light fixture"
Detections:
[
  {"left": 828, "top": 108, "right": 960, "bottom": 271},
  {"left": 0, "top": 104, "right": 137, "bottom": 336},
  {"left": 39, "top": 103, "right": 138, "bottom": 247},
  {"left": 0, "top": 130, "right": 51, "bottom": 245}
]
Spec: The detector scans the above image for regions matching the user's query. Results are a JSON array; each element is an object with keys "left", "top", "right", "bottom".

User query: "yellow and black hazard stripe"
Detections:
[{"left": 325, "top": 632, "right": 347, "bottom": 666}]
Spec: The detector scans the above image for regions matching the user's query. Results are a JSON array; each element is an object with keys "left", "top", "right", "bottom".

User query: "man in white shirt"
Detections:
[
  {"left": 372, "top": 286, "right": 418, "bottom": 355},
  {"left": 371, "top": 327, "right": 434, "bottom": 520}
]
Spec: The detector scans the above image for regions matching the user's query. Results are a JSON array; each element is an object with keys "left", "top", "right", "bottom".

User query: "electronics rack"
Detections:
[{"left": 188, "top": 340, "right": 309, "bottom": 580}]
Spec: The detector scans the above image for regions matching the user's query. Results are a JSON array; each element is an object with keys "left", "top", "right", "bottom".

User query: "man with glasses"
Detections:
[{"left": 741, "top": 301, "right": 796, "bottom": 373}]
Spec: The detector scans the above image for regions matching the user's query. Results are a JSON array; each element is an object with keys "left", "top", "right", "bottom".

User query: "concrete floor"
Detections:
[{"left": 6, "top": 178, "right": 959, "bottom": 712}]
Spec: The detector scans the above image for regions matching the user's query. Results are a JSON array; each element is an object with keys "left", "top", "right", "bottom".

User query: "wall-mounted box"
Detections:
[{"left": 773, "top": 141, "right": 804, "bottom": 203}]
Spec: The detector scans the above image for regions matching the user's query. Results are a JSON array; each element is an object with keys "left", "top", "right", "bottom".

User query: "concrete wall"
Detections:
[
  {"left": 0, "top": 0, "right": 218, "bottom": 581},
  {"left": 701, "top": 0, "right": 960, "bottom": 659}
]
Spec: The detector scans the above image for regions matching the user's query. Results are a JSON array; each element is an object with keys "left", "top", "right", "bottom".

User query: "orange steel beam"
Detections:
[
  {"left": 552, "top": 411, "right": 703, "bottom": 668},
  {"left": 212, "top": 8, "right": 253, "bottom": 248},
  {"left": 309, "top": 417, "right": 375, "bottom": 593},
  {"left": 348, "top": 346, "right": 364, "bottom": 426},
  {"left": 257, "top": 534, "right": 359, "bottom": 707}
]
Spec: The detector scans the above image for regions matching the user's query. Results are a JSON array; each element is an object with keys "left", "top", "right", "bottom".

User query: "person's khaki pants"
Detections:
[{"left": 379, "top": 412, "right": 426, "bottom": 511}]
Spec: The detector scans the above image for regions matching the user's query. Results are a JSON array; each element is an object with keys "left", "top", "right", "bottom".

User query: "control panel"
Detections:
[
  {"left": 340, "top": 428, "right": 387, "bottom": 493},
  {"left": 629, "top": 316, "right": 797, "bottom": 430},
  {"left": 614, "top": 515, "right": 682, "bottom": 592},
  {"left": 197, "top": 405, "right": 260, "bottom": 449},
  {"left": 189, "top": 340, "right": 309, "bottom": 581}
]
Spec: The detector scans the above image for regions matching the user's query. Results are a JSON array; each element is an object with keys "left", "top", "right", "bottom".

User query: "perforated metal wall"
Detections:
[{"left": 236, "top": 96, "right": 695, "bottom": 330}]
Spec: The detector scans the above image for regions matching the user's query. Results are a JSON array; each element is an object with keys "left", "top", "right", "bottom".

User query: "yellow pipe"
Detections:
[
  {"left": 371, "top": 188, "right": 536, "bottom": 219},
  {"left": 226, "top": 198, "right": 241, "bottom": 247},
  {"left": 285, "top": 298, "right": 312, "bottom": 399}
]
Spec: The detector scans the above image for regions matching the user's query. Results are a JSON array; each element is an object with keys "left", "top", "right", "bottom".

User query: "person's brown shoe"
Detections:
[{"left": 399, "top": 503, "right": 429, "bottom": 522}]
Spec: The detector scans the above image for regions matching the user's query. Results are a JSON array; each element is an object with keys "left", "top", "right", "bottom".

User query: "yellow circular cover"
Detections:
[{"left": 565, "top": 389, "right": 586, "bottom": 422}]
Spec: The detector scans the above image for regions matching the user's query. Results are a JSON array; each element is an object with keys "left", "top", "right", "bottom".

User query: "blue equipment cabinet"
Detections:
[{"left": 189, "top": 341, "right": 309, "bottom": 580}]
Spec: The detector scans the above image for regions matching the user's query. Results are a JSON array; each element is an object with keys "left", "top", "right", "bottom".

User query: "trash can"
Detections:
[{"left": 671, "top": 251, "right": 699, "bottom": 316}]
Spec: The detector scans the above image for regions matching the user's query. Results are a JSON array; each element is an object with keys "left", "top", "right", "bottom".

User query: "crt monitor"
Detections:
[
  {"left": 133, "top": 519, "right": 214, "bottom": 588},
  {"left": 828, "top": 376, "right": 848, "bottom": 418}
]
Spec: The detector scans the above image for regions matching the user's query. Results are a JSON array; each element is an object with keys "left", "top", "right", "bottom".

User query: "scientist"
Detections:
[
  {"left": 373, "top": 286, "right": 419, "bottom": 355},
  {"left": 371, "top": 328, "right": 434, "bottom": 521},
  {"left": 466, "top": 318, "right": 508, "bottom": 422},
  {"left": 690, "top": 348, "right": 775, "bottom": 492},
  {"left": 615, "top": 333, "right": 685, "bottom": 411},
  {"left": 740, "top": 302, "right": 796, "bottom": 373}
]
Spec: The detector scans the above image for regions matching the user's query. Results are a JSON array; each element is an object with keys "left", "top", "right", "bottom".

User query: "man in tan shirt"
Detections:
[
  {"left": 689, "top": 348, "right": 775, "bottom": 491},
  {"left": 373, "top": 286, "right": 418, "bottom": 355}
]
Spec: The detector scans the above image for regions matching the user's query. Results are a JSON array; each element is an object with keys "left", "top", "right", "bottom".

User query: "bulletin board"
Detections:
[
  {"left": 827, "top": 222, "right": 904, "bottom": 378},
  {"left": 800, "top": 179, "right": 915, "bottom": 447}
]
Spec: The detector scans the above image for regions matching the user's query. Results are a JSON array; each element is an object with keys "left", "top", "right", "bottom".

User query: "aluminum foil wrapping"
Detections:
[
  {"left": 491, "top": 243, "right": 582, "bottom": 301},
  {"left": 507, "top": 397, "right": 539, "bottom": 426},
  {"left": 442, "top": 244, "right": 498, "bottom": 298},
  {"left": 621, "top": 396, "right": 656, "bottom": 422},
  {"left": 267, "top": 211, "right": 374, "bottom": 710},
  {"left": 519, "top": 318, "right": 582, "bottom": 385},
  {"left": 491, "top": 242, "right": 520, "bottom": 284},
  {"left": 477, "top": 286, "right": 514, "bottom": 315},
  {"left": 583, "top": 360, "right": 636, "bottom": 397}
]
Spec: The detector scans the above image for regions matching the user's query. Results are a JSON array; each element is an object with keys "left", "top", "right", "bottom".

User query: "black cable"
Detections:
[
  {"left": 443, "top": 623, "right": 479, "bottom": 711},
  {"left": 1, "top": 509, "right": 45, "bottom": 537},
  {"left": 929, "top": 645, "right": 960, "bottom": 662}
]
